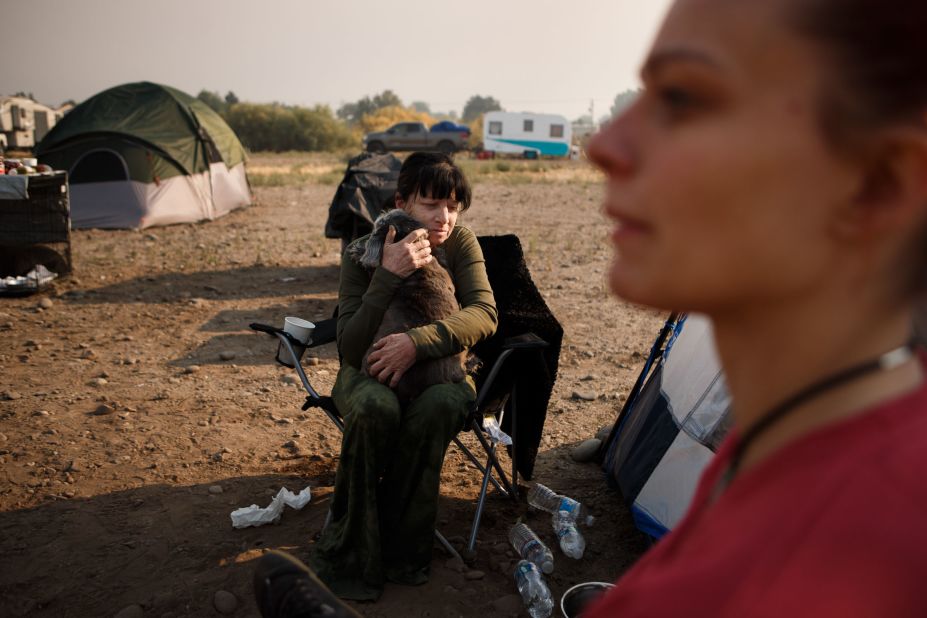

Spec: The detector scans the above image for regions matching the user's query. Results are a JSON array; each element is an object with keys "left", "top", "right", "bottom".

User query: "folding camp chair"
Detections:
[
  {"left": 249, "top": 234, "right": 562, "bottom": 561},
  {"left": 250, "top": 321, "right": 546, "bottom": 561}
]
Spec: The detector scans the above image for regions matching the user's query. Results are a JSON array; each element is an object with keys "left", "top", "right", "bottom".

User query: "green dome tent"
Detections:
[{"left": 37, "top": 81, "right": 251, "bottom": 229}]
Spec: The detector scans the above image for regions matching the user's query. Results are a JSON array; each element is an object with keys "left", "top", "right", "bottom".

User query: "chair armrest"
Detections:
[
  {"left": 249, "top": 322, "right": 281, "bottom": 335},
  {"left": 474, "top": 332, "right": 548, "bottom": 413},
  {"left": 249, "top": 319, "right": 337, "bottom": 349},
  {"left": 502, "top": 332, "right": 548, "bottom": 350},
  {"left": 310, "top": 318, "right": 337, "bottom": 347}
]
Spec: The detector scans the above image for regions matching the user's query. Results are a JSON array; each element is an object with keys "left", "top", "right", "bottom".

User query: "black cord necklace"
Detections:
[{"left": 717, "top": 338, "right": 917, "bottom": 494}]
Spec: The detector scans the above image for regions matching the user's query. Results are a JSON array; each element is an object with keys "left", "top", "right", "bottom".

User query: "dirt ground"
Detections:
[{"left": 0, "top": 155, "right": 664, "bottom": 618}]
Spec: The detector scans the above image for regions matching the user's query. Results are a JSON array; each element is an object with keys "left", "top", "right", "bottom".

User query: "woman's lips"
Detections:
[{"left": 608, "top": 212, "right": 651, "bottom": 245}]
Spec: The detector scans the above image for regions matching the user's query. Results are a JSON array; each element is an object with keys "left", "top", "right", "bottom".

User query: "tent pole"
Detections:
[{"left": 596, "top": 312, "right": 681, "bottom": 462}]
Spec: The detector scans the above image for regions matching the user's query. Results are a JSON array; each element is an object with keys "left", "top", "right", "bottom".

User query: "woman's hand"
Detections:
[
  {"left": 380, "top": 226, "right": 432, "bottom": 278},
  {"left": 367, "top": 333, "right": 417, "bottom": 387}
]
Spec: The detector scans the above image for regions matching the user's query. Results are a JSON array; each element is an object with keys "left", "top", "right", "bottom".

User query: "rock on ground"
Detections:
[
  {"left": 571, "top": 390, "right": 597, "bottom": 402},
  {"left": 113, "top": 604, "right": 144, "bottom": 618},
  {"left": 213, "top": 590, "right": 238, "bottom": 614},
  {"left": 571, "top": 438, "right": 602, "bottom": 463}
]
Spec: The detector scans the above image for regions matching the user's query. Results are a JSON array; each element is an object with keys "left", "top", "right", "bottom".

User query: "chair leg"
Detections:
[
  {"left": 510, "top": 383, "right": 519, "bottom": 499},
  {"left": 466, "top": 442, "right": 500, "bottom": 555},
  {"left": 470, "top": 419, "right": 517, "bottom": 497},
  {"left": 463, "top": 409, "right": 526, "bottom": 555},
  {"left": 452, "top": 437, "right": 508, "bottom": 496},
  {"left": 435, "top": 529, "right": 463, "bottom": 563}
]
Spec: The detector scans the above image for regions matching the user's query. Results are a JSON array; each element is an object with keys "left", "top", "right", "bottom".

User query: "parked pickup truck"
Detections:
[{"left": 363, "top": 122, "right": 469, "bottom": 154}]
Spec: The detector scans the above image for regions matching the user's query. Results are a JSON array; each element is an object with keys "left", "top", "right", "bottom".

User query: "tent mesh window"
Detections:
[{"left": 0, "top": 172, "right": 72, "bottom": 295}]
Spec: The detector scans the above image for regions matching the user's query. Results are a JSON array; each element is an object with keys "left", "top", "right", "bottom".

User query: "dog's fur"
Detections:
[{"left": 347, "top": 209, "right": 469, "bottom": 402}]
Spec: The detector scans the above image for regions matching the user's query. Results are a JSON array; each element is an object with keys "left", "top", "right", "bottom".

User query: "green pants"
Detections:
[{"left": 309, "top": 364, "right": 474, "bottom": 601}]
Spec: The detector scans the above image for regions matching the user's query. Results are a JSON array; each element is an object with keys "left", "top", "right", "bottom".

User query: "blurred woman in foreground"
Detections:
[{"left": 586, "top": 0, "right": 927, "bottom": 615}]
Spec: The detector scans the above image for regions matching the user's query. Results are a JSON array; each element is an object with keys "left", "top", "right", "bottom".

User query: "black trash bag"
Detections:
[{"left": 324, "top": 152, "right": 402, "bottom": 249}]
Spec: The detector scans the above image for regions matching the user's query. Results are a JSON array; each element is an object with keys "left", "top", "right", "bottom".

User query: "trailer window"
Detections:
[
  {"left": 488, "top": 121, "right": 502, "bottom": 135},
  {"left": 523, "top": 119, "right": 534, "bottom": 132},
  {"left": 550, "top": 124, "right": 564, "bottom": 138}
]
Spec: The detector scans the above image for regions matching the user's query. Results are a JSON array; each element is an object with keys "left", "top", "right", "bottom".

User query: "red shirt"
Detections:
[{"left": 587, "top": 378, "right": 927, "bottom": 618}]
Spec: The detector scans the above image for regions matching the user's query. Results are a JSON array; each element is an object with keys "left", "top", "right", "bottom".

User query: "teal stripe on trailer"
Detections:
[{"left": 494, "top": 138, "right": 570, "bottom": 157}]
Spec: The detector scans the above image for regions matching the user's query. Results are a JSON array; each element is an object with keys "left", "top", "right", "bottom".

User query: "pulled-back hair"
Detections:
[
  {"left": 792, "top": 0, "right": 927, "bottom": 296},
  {"left": 790, "top": 0, "right": 927, "bottom": 149},
  {"left": 396, "top": 152, "right": 472, "bottom": 212}
]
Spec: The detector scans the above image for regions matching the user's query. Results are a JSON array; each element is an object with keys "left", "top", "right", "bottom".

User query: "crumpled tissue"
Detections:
[{"left": 230, "top": 486, "right": 312, "bottom": 529}]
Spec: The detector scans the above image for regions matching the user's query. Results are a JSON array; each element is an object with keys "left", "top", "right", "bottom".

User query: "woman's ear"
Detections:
[{"left": 847, "top": 131, "right": 927, "bottom": 239}]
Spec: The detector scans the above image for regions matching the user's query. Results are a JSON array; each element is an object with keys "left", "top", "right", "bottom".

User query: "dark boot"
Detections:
[{"left": 254, "top": 550, "right": 362, "bottom": 618}]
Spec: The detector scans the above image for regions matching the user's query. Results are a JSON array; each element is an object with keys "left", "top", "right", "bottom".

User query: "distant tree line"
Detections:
[{"left": 194, "top": 88, "right": 500, "bottom": 153}]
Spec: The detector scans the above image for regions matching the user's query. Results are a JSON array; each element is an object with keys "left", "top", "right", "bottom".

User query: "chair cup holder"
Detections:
[{"left": 275, "top": 337, "right": 310, "bottom": 368}]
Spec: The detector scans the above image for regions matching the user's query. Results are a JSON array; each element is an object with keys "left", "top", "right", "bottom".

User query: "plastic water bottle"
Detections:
[
  {"left": 527, "top": 483, "right": 595, "bottom": 527},
  {"left": 513, "top": 560, "right": 554, "bottom": 618},
  {"left": 552, "top": 510, "right": 586, "bottom": 559},
  {"left": 509, "top": 522, "right": 555, "bottom": 574}
]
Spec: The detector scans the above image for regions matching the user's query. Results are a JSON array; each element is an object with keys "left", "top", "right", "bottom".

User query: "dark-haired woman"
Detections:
[
  {"left": 309, "top": 152, "right": 497, "bottom": 601},
  {"left": 585, "top": 0, "right": 927, "bottom": 616}
]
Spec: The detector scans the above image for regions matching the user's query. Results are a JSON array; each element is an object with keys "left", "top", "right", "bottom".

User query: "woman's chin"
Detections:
[
  {"left": 608, "top": 261, "right": 669, "bottom": 309},
  {"left": 608, "top": 265, "right": 642, "bottom": 302}
]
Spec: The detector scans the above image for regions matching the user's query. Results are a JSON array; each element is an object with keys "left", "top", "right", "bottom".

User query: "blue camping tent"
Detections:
[{"left": 602, "top": 314, "right": 732, "bottom": 538}]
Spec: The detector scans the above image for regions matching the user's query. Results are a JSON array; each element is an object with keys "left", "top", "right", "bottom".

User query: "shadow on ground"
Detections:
[
  {"left": 169, "top": 302, "right": 340, "bottom": 368},
  {"left": 0, "top": 472, "right": 332, "bottom": 618},
  {"left": 63, "top": 265, "right": 341, "bottom": 304},
  {"left": 0, "top": 466, "right": 538, "bottom": 618}
]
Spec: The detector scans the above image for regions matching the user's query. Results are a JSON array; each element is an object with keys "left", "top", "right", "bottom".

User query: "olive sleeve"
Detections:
[
  {"left": 336, "top": 239, "right": 403, "bottom": 369},
  {"left": 406, "top": 227, "right": 498, "bottom": 359}
]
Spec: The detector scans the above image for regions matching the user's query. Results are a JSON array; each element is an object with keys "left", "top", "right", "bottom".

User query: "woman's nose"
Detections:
[
  {"left": 435, "top": 206, "right": 450, "bottom": 223},
  {"left": 587, "top": 114, "right": 636, "bottom": 179}
]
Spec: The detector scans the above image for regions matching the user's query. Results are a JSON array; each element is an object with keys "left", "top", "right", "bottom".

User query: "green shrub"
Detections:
[{"left": 225, "top": 103, "right": 357, "bottom": 152}]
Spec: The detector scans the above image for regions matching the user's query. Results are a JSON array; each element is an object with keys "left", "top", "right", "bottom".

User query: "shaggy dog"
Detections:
[{"left": 347, "top": 209, "right": 470, "bottom": 402}]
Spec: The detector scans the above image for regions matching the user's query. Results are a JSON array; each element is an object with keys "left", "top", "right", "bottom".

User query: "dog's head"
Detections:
[{"left": 347, "top": 209, "right": 425, "bottom": 269}]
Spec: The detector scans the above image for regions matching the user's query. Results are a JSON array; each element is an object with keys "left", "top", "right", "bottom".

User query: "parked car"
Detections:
[{"left": 363, "top": 122, "right": 468, "bottom": 154}]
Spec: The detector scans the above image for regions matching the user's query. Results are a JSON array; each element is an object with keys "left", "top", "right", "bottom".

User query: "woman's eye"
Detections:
[{"left": 658, "top": 86, "right": 697, "bottom": 111}]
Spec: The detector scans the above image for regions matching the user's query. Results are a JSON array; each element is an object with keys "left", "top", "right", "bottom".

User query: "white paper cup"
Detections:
[{"left": 284, "top": 317, "right": 314, "bottom": 344}]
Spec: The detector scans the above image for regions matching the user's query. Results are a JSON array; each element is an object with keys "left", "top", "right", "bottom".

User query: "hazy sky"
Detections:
[{"left": 7, "top": 0, "right": 673, "bottom": 121}]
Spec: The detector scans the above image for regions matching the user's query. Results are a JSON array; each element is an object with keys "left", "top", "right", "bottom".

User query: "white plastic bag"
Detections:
[{"left": 230, "top": 486, "right": 312, "bottom": 529}]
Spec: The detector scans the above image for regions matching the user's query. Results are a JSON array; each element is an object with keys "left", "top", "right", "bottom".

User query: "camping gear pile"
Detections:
[
  {"left": 36, "top": 81, "right": 251, "bottom": 229},
  {"left": 0, "top": 171, "right": 71, "bottom": 295},
  {"left": 2, "top": 157, "right": 53, "bottom": 176}
]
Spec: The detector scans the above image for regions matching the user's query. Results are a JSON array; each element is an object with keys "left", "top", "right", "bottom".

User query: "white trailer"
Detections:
[
  {"left": 482, "top": 111, "right": 572, "bottom": 157},
  {"left": 0, "top": 96, "right": 65, "bottom": 150}
]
